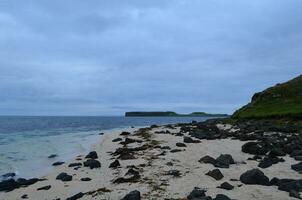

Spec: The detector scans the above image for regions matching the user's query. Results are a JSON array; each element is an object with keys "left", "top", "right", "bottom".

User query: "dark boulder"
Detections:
[
  {"left": 240, "top": 169, "right": 270, "bottom": 186},
  {"left": 85, "top": 151, "right": 98, "bottom": 159},
  {"left": 187, "top": 187, "right": 207, "bottom": 199},
  {"left": 68, "top": 163, "right": 82, "bottom": 167},
  {"left": 21, "top": 194, "right": 28, "bottom": 199},
  {"left": 112, "top": 138, "right": 123, "bottom": 142},
  {"left": 170, "top": 149, "right": 182, "bottom": 153},
  {"left": 214, "top": 154, "right": 235, "bottom": 168},
  {"left": 278, "top": 179, "right": 302, "bottom": 192},
  {"left": 184, "top": 136, "right": 200, "bottom": 143},
  {"left": 199, "top": 155, "right": 216, "bottom": 165},
  {"left": 214, "top": 194, "right": 231, "bottom": 200},
  {"left": 109, "top": 160, "right": 121, "bottom": 168},
  {"left": 294, "top": 156, "right": 302, "bottom": 161},
  {"left": 291, "top": 162, "right": 302, "bottom": 173},
  {"left": 52, "top": 161, "right": 64, "bottom": 166},
  {"left": 37, "top": 185, "right": 51, "bottom": 190},
  {"left": 48, "top": 154, "right": 58, "bottom": 158},
  {"left": 121, "top": 190, "right": 141, "bottom": 200},
  {"left": 258, "top": 157, "right": 273, "bottom": 168},
  {"left": 0, "top": 179, "right": 19, "bottom": 191},
  {"left": 1, "top": 172, "right": 16, "bottom": 179},
  {"left": 269, "top": 148, "right": 286, "bottom": 157},
  {"left": 56, "top": 173, "right": 72, "bottom": 182},
  {"left": 217, "top": 182, "right": 234, "bottom": 190},
  {"left": 242, "top": 142, "right": 270, "bottom": 155},
  {"left": 166, "top": 170, "right": 181, "bottom": 177},
  {"left": 17, "top": 178, "right": 39, "bottom": 186},
  {"left": 289, "top": 190, "right": 301, "bottom": 199},
  {"left": 83, "top": 159, "right": 101, "bottom": 169},
  {"left": 120, "top": 131, "right": 131, "bottom": 136},
  {"left": 176, "top": 142, "right": 187, "bottom": 147},
  {"left": 206, "top": 169, "right": 224, "bottom": 180},
  {"left": 66, "top": 192, "right": 84, "bottom": 200},
  {"left": 80, "top": 177, "right": 91, "bottom": 181}
]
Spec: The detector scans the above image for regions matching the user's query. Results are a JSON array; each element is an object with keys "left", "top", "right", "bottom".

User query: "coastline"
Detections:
[{"left": 0, "top": 121, "right": 301, "bottom": 200}]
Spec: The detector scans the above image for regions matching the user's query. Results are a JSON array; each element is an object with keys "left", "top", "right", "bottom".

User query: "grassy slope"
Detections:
[{"left": 233, "top": 75, "right": 302, "bottom": 119}]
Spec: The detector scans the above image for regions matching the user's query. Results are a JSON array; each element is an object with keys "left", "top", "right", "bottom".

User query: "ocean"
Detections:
[{"left": 0, "top": 116, "right": 211, "bottom": 180}]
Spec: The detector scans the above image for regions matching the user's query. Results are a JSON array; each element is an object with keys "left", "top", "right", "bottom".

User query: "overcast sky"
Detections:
[{"left": 0, "top": 0, "right": 301, "bottom": 116}]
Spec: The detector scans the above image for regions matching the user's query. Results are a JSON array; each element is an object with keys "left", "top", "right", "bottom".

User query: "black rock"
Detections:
[
  {"left": 125, "top": 168, "right": 139, "bottom": 176},
  {"left": 187, "top": 187, "right": 207, "bottom": 199},
  {"left": 161, "top": 146, "right": 171, "bottom": 150},
  {"left": 37, "top": 185, "right": 51, "bottom": 190},
  {"left": 121, "top": 190, "right": 141, "bottom": 200},
  {"left": 294, "top": 156, "right": 302, "bottom": 161},
  {"left": 66, "top": 192, "right": 85, "bottom": 200},
  {"left": 184, "top": 136, "right": 200, "bottom": 143},
  {"left": 80, "top": 177, "right": 91, "bottom": 181},
  {"left": 166, "top": 170, "right": 181, "bottom": 177},
  {"left": 85, "top": 151, "right": 98, "bottom": 159},
  {"left": 214, "top": 194, "right": 231, "bottom": 200},
  {"left": 289, "top": 190, "right": 301, "bottom": 199},
  {"left": 83, "top": 159, "right": 101, "bottom": 169},
  {"left": 214, "top": 154, "right": 235, "bottom": 168},
  {"left": 0, "top": 179, "right": 19, "bottom": 191},
  {"left": 120, "top": 131, "right": 131, "bottom": 136},
  {"left": 206, "top": 169, "right": 224, "bottom": 180},
  {"left": 291, "top": 162, "right": 302, "bottom": 173},
  {"left": 112, "top": 138, "right": 123, "bottom": 142},
  {"left": 48, "top": 154, "right": 58, "bottom": 159},
  {"left": 258, "top": 157, "right": 273, "bottom": 168},
  {"left": 1, "top": 172, "right": 16, "bottom": 179},
  {"left": 68, "top": 163, "right": 82, "bottom": 167},
  {"left": 52, "top": 161, "right": 64, "bottom": 166},
  {"left": 199, "top": 155, "right": 217, "bottom": 165},
  {"left": 269, "top": 177, "right": 280, "bottom": 186},
  {"left": 176, "top": 142, "right": 187, "bottom": 147},
  {"left": 170, "top": 149, "right": 182, "bottom": 153},
  {"left": 56, "top": 173, "right": 72, "bottom": 182},
  {"left": 21, "top": 194, "right": 28, "bottom": 199},
  {"left": 218, "top": 182, "right": 234, "bottom": 190},
  {"left": 242, "top": 142, "right": 270, "bottom": 155},
  {"left": 278, "top": 179, "right": 302, "bottom": 192},
  {"left": 109, "top": 160, "right": 121, "bottom": 168},
  {"left": 17, "top": 178, "right": 39, "bottom": 186},
  {"left": 269, "top": 148, "right": 286, "bottom": 157},
  {"left": 240, "top": 169, "right": 270, "bottom": 186}
]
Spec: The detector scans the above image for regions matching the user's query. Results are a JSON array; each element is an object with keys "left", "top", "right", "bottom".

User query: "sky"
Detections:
[{"left": 0, "top": 0, "right": 301, "bottom": 116}]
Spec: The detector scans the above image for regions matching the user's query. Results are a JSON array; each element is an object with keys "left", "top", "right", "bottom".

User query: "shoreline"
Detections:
[{"left": 0, "top": 120, "right": 301, "bottom": 199}]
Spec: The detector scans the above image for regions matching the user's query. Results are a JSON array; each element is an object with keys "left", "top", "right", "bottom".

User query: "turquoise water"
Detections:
[{"left": 0, "top": 116, "right": 210, "bottom": 179}]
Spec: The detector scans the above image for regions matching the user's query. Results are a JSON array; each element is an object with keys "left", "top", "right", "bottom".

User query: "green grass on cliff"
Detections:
[{"left": 233, "top": 75, "right": 302, "bottom": 119}]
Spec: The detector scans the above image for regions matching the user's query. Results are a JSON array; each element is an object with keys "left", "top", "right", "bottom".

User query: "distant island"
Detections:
[{"left": 125, "top": 111, "right": 229, "bottom": 117}]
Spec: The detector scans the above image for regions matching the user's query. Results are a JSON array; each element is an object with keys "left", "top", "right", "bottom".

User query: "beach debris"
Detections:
[
  {"left": 52, "top": 161, "right": 64, "bottom": 166},
  {"left": 109, "top": 159, "right": 121, "bottom": 168},
  {"left": 83, "top": 159, "right": 101, "bottom": 169},
  {"left": 240, "top": 169, "right": 269, "bottom": 186},
  {"left": 56, "top": 172, "right": 72, "bottom": 182},
  {"left": 37, "top": 185, "right": 51, "bottom": 190},
  {"left": 206, "top": 169, "right": 224, "bottom": 180},
  {"left": 85, "top": 151, "right": 98, "bottom": 159},
  {"left": 121, "top": 190, "right": 141, "bottom": 200}
]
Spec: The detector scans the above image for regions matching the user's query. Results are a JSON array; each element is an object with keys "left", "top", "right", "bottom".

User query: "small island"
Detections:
[{"left": 125, "top": 111, "right": 229, "bottom": 117}]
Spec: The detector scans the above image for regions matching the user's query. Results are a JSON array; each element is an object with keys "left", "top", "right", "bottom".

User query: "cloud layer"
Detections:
[{"left": 0, "top": 0, "right": 301, "bottom": 115}]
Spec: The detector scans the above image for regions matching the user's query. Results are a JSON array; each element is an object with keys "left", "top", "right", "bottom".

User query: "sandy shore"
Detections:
[{"left": 0, "top": 123, "right": 300, "bottom": 200}]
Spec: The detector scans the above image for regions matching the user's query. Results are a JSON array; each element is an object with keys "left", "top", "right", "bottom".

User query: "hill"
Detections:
[
  {"left": 125, "top": 111, "right": 229, "bottom": 117},
  {"left": 233, "top": 75, "right": 302, "bottom": 119}
]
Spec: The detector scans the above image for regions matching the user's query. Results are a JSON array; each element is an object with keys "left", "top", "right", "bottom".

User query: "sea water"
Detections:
[{"left": 0, "top": 116, "right": 210, "bottom": 180}]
